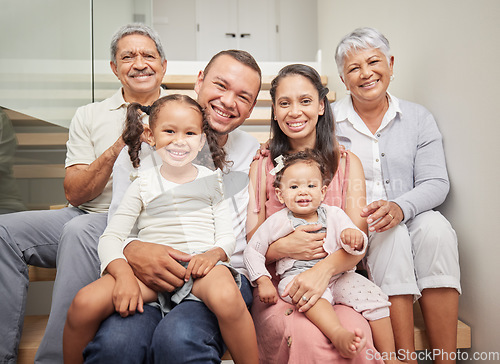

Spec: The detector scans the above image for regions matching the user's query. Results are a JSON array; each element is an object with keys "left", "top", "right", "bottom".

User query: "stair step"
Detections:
[
  {"left": 20, "top": 266, "right": 471, "bottom": 363},
  {"left": 18, "top": 312, "right": 471, "bottom": 363}
]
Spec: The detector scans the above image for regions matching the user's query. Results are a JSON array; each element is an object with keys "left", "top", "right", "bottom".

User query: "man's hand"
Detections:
[{"left": 124, "top": 240, "right": 192, "bottom": 292}]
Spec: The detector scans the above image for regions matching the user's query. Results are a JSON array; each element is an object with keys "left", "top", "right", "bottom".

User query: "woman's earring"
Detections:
[
  {"left": 390, "top": 75, "right": 395, "bottom": 81},
  {"left": 345, "top": 90, "right": 351, "bottom": 95}
]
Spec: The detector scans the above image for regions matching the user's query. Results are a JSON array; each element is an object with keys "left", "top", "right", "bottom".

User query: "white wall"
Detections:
[
  {"left": 318, "top": 0, "right": 500, "bottom": 361},
  {"left": 153, "top": 0, "right": 197, "bottom": 60}
]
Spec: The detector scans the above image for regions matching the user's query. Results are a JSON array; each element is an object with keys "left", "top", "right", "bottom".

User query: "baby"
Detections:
[{"left": 244, "top": 149, "right": 403, "bottom": 363}]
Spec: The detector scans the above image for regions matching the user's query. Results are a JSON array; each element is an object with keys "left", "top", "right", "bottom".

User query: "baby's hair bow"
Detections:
[{"left": 269, "top": 155, "right": 285, "bottom": 176}]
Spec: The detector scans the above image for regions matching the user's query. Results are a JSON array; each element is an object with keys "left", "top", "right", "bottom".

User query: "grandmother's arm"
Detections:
[{"left": 393, "top": 112, "right": 450, "bottom": 222}]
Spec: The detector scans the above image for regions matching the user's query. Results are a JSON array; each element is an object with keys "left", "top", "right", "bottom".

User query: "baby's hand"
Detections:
[
  {"left": 256, "top": 276, "right": 278, "bottom": 304},
  {"left": 185, "top": 250, "right": 219, "bottom": 281},
  {"left": 341, "top": 228, "right": 365, "bottom": 251}
]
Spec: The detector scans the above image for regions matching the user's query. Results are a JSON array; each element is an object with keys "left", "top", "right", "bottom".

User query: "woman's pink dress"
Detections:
[{"left": 251, "top": 155, "right": 383, "bottom": 363}]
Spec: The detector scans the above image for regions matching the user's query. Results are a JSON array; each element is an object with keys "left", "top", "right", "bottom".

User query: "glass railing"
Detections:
[{"left": 0, "top": 0, "right": 151, "bottom": 210}]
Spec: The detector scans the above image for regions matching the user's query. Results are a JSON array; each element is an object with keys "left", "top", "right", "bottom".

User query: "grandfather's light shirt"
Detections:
[
  {"left": 333, "top": 93, "right": 450, "bottom": 223},
  {"left": 65, "top": 88, "right": 168, "bottom": 213}
]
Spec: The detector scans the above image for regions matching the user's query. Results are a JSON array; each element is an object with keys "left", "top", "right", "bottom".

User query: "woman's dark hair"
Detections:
[
  {"left": 122, "top": 94, "right": 227, "bottom": 170},
  {"left": 269, "top": 64, "right": 339, "bottom": 181},
  {"left": 273, "top": 149, "right": 330, "bottom": 188}
]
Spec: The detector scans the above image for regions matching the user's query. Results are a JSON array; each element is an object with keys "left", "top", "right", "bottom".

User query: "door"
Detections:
[{"left": 195, "top": 0, "right": 277, "bottom": 61}]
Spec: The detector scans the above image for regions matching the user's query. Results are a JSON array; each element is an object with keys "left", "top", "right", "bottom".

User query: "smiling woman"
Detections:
[
  {"left": 246, "top": 64, "right": 384, "bottom": 363},
  {"left": 333, "top": 27, "right": 461, "bottom": 364}
]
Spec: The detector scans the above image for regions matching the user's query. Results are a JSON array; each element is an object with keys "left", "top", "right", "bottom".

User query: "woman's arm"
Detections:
[
  {"left": 343, "top": 151, "right": 368, "bottom": 233},
  {"left": 246, "top": 159, "right": 267, "bottom": 240}
]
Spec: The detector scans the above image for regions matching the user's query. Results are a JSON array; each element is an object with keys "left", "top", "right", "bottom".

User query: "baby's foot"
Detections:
[{"left": 330, "top": 327, "right": 366, "bottom": 359}]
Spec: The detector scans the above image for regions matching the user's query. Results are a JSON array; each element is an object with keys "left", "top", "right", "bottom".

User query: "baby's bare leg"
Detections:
[
  {"left": 63, "top": 274, "right": 156, "bottom": 364},
  {"left": 304, "top": 298, "right": 367, "bottom": 359},
  {"left": 192, "top": 266, "right": 258, "bottom": 364}
]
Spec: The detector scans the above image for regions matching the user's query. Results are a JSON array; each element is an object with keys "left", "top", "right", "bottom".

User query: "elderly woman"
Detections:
[{"left": 332, "top": 27, "right": 461, "bottom": 364}]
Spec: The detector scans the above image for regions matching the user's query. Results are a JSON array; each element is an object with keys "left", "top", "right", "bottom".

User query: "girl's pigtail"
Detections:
[
  {"left": 203, "top": 115, "right": 230, "bottom": 171},
  {"left": 122, "top": 103, "right": 144, "bottom": 168}
]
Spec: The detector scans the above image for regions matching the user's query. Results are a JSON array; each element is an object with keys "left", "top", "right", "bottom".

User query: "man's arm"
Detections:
[{"left": 64, "top": 137, "right": 125, "bottom": 207}]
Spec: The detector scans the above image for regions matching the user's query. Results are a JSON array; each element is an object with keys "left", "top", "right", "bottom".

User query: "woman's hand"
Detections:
[
  {"left": 281, "top": 261, "right": 332, "bottom": 313},
  {"left": 268, "top": 224, "right": 327, "bottom": 262},
  {"left": 361, "top": 200, "right": 404, "bottom": 233}
]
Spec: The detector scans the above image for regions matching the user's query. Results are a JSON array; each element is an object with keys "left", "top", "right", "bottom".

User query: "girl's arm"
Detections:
[{"left": 98, "top": 179, "right": 144, "bottom": 274}]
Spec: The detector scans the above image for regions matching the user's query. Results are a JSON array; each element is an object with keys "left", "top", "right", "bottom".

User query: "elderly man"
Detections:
[
  {"left": 0, "top": 23, "right": 168, "bottom": 364},
  {"left": 84, "top": 50, "right": 262, "bottom": 363}
]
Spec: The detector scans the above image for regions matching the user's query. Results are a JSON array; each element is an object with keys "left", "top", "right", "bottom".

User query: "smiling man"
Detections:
[
  {"left": 83, "top": 50, "right": 263, "bottom": 364},
  {"left": 0, "top": 24, "right": 169, "bottom": 364}
]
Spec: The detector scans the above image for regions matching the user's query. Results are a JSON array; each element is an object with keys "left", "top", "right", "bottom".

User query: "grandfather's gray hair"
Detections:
[
  {"left": 335, "top": 27, "right": 391, "bottom": 77},
  {"left": 110, "top": 23, "right": 166, "bottom": 64}
]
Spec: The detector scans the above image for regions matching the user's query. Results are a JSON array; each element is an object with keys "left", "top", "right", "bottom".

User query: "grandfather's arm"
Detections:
[{"left": 64, "top": 137, "right": 125, "bottom": 207}]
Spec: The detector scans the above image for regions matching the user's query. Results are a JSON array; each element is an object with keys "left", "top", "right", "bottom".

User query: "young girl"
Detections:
[
  {"left": 246, "top": 64, "right": 388, "bottom": 363},
  {"left": 63, "top": 94, "right": 258, "bottom": 364},
  {"left": 245, "top": 150, "right": 403, "bottom": 363}
]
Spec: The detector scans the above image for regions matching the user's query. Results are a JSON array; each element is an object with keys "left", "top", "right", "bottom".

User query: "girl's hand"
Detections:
[
  {"left": 184, "top": 249, "right": 221, "bottom": 281},
  {"left": 281, "top": 261, "right": 331, "bottom": 313},
  {"left": 361, "top": 200, "right": 404, "bottom": 233},
  {"left": 256, "top": 276, "right": 279, "bottom": 304},
  {"left": 272, "top": 224, "right": 327, "bottom": 261},
  {"left": 112, "top": 274, "right": 144, "bottom": 318},
  {"left": 340, "top": 228, "right": 365, "bottom": 251}
]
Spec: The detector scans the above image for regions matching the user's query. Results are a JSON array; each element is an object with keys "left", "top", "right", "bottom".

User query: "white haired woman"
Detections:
[{"left": 332, "top": 27, "right": 461, "bottom": 364}]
